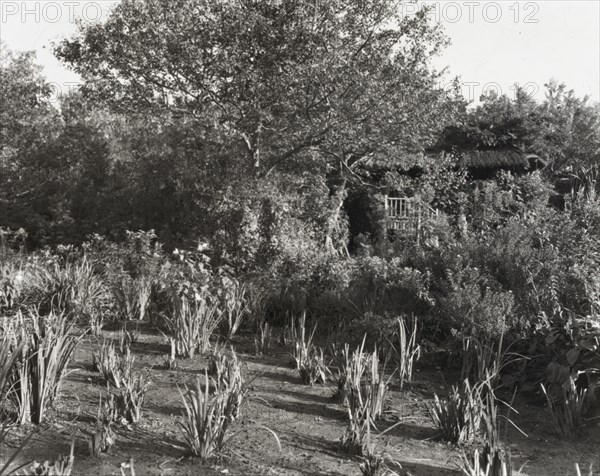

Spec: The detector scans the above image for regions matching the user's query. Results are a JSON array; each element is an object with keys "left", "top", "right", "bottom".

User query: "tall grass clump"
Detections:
[
  {"left": 219, "top": 280, "right": 248, "bottom": 339},
  {"left": 179, "top": 348, "right": 251, "bottom": 460},
  {"left": 3, "top": 310, "right": 79, "bottom": 424},
  {"left": 208, "top": 347, "right": 250, "bottom": 422},
  {"left": 113, "top": 275, "right": 152, "bottom": 321},
  {"left": 164, "top": 292, "right": 223, "bottom": 358},
  {"left": 290, "top": 312, "right": 327, "bottom": 385},
  {"left": 429, "top": 379, "right": 485, "bottom": 444},
  {"left": 178, "top": 373, "right": 230, "bottom": 460},
  {"left": 254, "top": 321, "right": 272, "bottom": 355},
  {"left": 334, "top": 338, "right": 392, "bottom": 421},
  {"left": 459, "top": 379, "right": 519, "bottom": 476},
  {"left": 541, "top": 377, "right": 587, "bottom": 439},
  {"left": 94, "top": 341, "right": 134, "bottom": 389},
  {"left": 388, "top": 316, "right": 420, "bottom": 388},
  {"left": 0, "top": 263, "right": 24, "bottom": 312},
  {"left": 460, "top": 334, "right": 513, "bottom": 387},
  {"left": 29, "top": 258, "right": 107, "bottom": 324},
  {"left": 108, "top": 372, "right": 152, "bottom": 425}
]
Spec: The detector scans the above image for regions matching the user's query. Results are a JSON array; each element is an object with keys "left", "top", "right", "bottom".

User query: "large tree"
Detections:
[{"left": 56, "top": 0, "right": 461, "bottom": 251}]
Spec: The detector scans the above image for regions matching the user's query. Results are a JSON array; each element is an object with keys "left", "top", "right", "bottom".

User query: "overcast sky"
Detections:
[{"left": 1, "top": 0, "right": 599, "bottom": 104}]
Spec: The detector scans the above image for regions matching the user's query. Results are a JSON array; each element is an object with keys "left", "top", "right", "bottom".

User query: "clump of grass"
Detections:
[
  {"left": 0, "top": 334, "right": 24, "bottom": 409},
  {"left": 254, "top": 321, "right": 272, "bottom": 355},
  {"left": 178, "top": 373, "right": 229, "bottom": 460},
  {"left": 207, "top": 340, "right": 228, "bottom": 378},
  {"left": 339, "top": 342, "right": 394, "bottom": 455},
  {"left": 429, "top": 379, "right": 485, "bottom": 444},
  {"left": 340, "top": 393, "right": 372, "bottom": 456},
  {"left": 220, "top": 282, "right": 248, "bottom": 339},
  {"left": 290, "top": 312, "right": 327, "bottom": 385},
  {"left": 114, "top": 372, "right": 151, "bottom": 425},
  {"left": 164, "top": 293, "right": 223, "bottom": 358},
  {"left": 94, "top": 341, "right": 134, "bottom": 389},
  {"left": 89, "top": 396, "right": 116, "bottom": 457},
  {"left": 208, "top": 345, "right": 249, "bottom": 422},
  {"left": 388, "top": 316, "right": 420, "bottom": 389},
  {"left": 459, "top": 376, "right": 526, "bottom": 476},
  {"left": 333, "top": 338, "right": 392, "bottom": 421},
  {"left": 541, "top": 377, "right": 587, "bottom": 439},
  {"left": 179, "top": 349, "right": 252, "bottom": 461},
  {"left": 4, "top": 310, "right": 79, "bottom": 424},
  {"left": 113, "top": 276, "right": 152, "bottom": 321},
  {"left": 163, "top": 338, "right": 178, "bottom": 370},
  {"left": 29, "top": 258, "right": 106, "bottom": 324},
  {"left": 0, "top": 262, "right": 24, "bottom": 312}
]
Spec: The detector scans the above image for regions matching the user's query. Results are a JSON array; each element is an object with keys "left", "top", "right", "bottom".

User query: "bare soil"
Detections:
[{"left": 2, "top": 324, "right": 599, "bottom": 475}]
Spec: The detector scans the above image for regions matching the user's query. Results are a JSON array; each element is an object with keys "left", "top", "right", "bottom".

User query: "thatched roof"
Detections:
[
  {"left": 357, "top": 150, "right": 544, "bottom": 174},
  {"left": 459, "top": 150, "right": 530, "bottom": 169},
  {"left": 359, "top": 153, "right": 428, "bottom": 171}
]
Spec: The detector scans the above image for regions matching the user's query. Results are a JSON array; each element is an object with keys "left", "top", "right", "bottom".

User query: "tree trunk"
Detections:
[{"left": 324, "top": 176, "right": 349, "bottom": 256}]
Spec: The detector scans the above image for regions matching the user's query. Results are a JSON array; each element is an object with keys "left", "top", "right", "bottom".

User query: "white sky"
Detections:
[{"left": 1, "top": 0, "right": 599, "bottom": 104}]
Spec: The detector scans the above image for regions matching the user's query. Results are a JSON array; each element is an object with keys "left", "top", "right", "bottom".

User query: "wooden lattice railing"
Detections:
[{"left": 384, "top": 196, "right": 441, "bottom": 239}]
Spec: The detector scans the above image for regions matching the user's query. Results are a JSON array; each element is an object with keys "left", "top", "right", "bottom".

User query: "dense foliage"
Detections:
[{"left": 1, "top": 0, "right": 599, "bottom": 427}]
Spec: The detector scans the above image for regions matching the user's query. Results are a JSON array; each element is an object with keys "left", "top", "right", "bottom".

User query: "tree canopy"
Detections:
[{"left": 56, "top": 0, "right": 461, "bottom": 179}]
